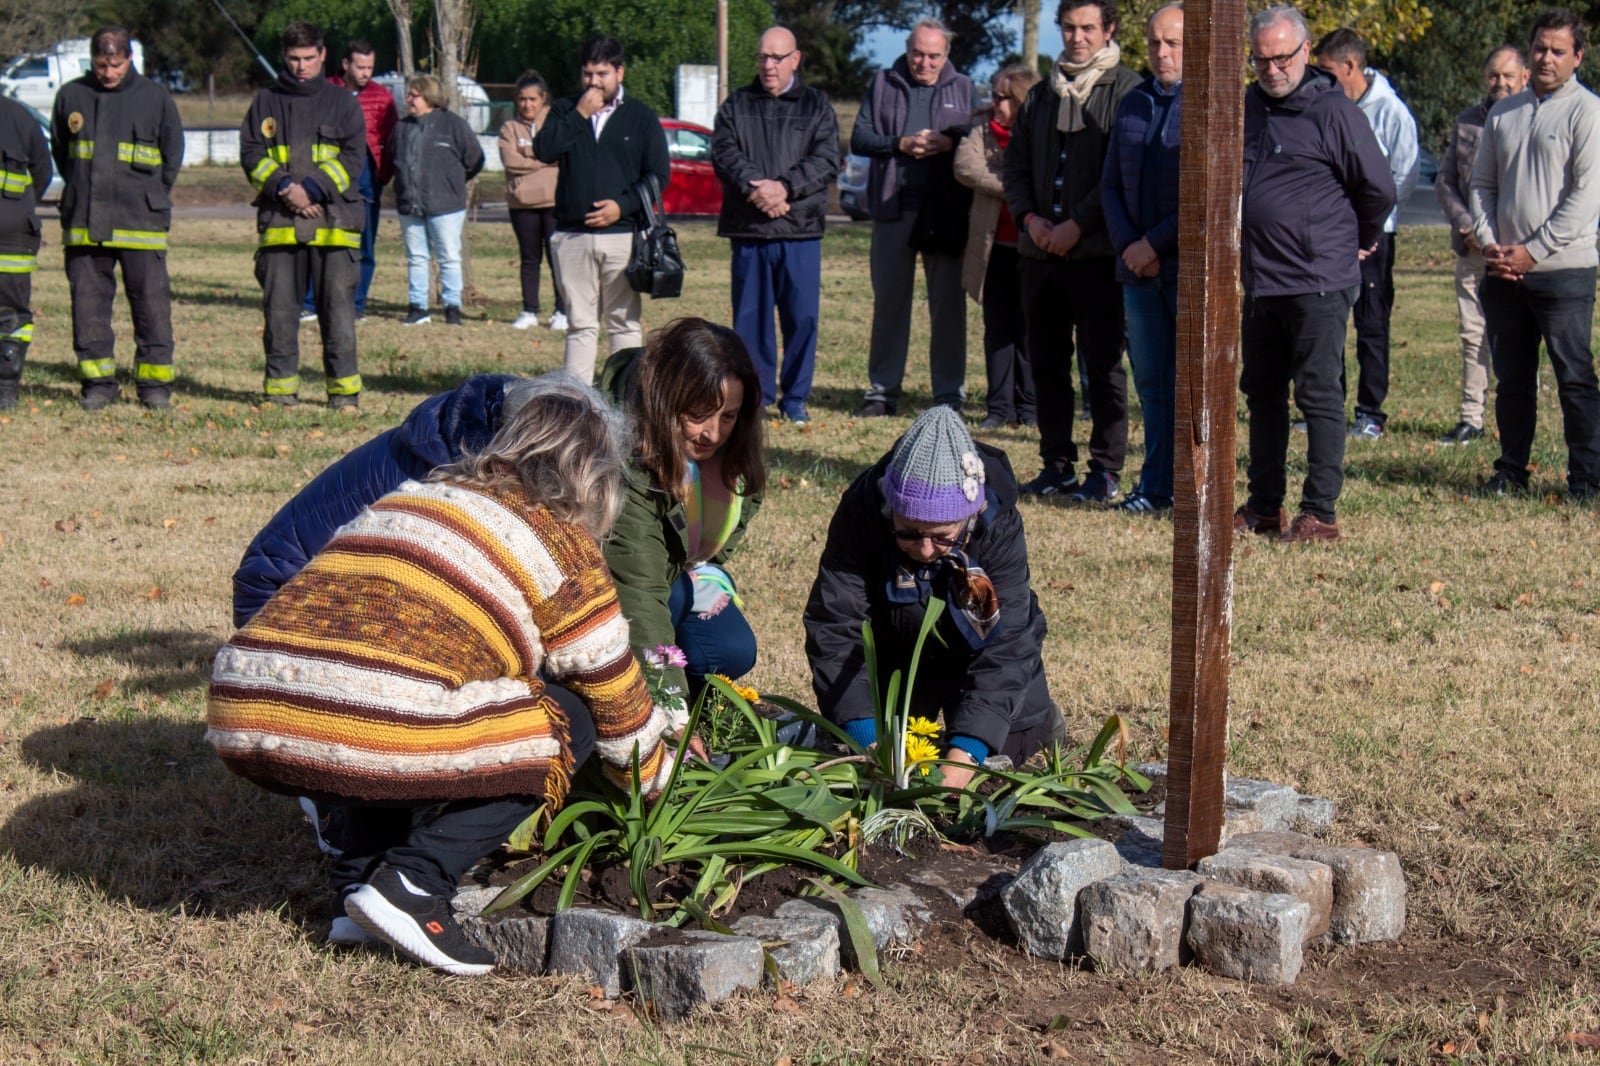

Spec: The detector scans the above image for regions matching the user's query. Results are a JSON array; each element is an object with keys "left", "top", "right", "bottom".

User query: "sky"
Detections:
[{"left": 865, "top": 15, "right": 1066, "bottom": 83}]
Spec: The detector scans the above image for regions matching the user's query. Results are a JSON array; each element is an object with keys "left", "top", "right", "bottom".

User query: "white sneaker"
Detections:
[
  {"left": 510, "top": 311, "right": 539, "bottom": 330},
  {"left": 547, "top": 311, "right": 569, "bottom": 332},
  {"left": 298, "top": 311, "right": 318, "bottom": 325}
]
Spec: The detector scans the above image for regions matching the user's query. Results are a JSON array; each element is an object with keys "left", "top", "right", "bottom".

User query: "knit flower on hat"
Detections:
[{"left": 961, "top": 450, "right": 983, "bottom": 502}]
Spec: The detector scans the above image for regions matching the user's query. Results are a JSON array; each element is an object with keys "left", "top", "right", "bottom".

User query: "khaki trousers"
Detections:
[
  {"left": 550, "top": 230, "right": 641, "bottom": 383},
  {"left": 1455, "top": 252, "right": 1492, "bottom": 428}
]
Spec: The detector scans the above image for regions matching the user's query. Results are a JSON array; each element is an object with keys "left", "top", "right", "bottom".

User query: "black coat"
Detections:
[
  {"left": 1002, "top": 64, "right": 1140, "bottom": 262},
  {"left": 0, "top": 95, "right": 51, "bottom": 254},
  {"left": 711, "top": 78, "right": 839, "bottom": 240},
  {"left": 803, "top": 441, "right": 1056, "bottom": 756},
  {"left": 534, "top": 93, "right": 669, "bottom": 234}
]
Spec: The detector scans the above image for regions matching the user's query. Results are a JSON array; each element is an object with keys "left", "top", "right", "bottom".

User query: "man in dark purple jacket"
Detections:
[
  {"left": 849, "top": 19, "right": 976, "bottom": 418},
  {"left": 1235, "top": 4, "right": 1395, "bottom": 545}
]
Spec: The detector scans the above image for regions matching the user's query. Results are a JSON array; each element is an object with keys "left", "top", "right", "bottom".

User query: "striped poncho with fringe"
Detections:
[{"left": 205, "top": 479, "right": 673, "bottom": 806}]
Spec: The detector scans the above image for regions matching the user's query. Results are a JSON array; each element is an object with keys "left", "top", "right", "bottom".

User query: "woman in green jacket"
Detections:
[{"left": 599, "top": 317, "right": 766, "bottom": 703}]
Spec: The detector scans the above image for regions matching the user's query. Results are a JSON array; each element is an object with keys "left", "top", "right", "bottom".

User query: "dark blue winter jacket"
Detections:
[
  {"left": 230, "top": 374, "right": 523, "bottom": 627},
  {"left": 1101, "top": 74, "right": 1182, "bottom": 286}
]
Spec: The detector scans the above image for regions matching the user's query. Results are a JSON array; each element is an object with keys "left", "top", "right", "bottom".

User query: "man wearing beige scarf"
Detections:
[{"left": 1003, "top": 0, "right": 1139, "bottom": 503}]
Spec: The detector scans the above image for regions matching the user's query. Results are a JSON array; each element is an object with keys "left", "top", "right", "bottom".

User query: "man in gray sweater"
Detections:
[{"left": 1469, "top": 7, "right": 1600, "bottom": 501}]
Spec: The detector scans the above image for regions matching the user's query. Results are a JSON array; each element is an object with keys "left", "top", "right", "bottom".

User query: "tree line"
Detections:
[{"left": 5, "top": 0, "right": 1600, "bottom": 150}]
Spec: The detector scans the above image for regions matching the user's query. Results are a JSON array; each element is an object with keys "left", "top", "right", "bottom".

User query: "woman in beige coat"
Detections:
[
  {"left": 498, "top": 71, "right": 566, "bottom": 332},
  {"left": 954, "top": 65, "right": 1040, "bottom": 431}
]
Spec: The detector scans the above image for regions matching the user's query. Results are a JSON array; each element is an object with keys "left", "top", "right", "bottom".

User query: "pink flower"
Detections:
[{"left": 652, "top": 644, "right": 689, "bottom": 669}]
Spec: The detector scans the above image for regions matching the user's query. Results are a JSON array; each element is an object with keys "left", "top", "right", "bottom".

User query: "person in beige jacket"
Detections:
[
  {"left": 954, "top": 64, "right": 1039, "bottom": 431},
  {"left": 498, "top": 71, "right": 566, "bottom": 332}
]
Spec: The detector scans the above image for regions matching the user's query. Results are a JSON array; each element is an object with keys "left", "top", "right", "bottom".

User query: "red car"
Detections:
[{"left": 660, "top": 118, "right": 722, "bottom": 217}]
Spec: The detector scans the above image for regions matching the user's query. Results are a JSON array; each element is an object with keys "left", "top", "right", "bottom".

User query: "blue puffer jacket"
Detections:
[{"left": 230, "top": 374, "right": 523, "bottom": 627}]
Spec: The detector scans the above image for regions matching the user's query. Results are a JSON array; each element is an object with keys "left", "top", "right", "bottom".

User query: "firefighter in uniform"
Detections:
[
  {"left": 240, "top": 20, "right": 366, "bottom": 408},
  {"left": 51, "top": 26, "right": 183, "bottom": 410},
  {"left": 0, "top": 97, "right": 52, "bottom": 410}
]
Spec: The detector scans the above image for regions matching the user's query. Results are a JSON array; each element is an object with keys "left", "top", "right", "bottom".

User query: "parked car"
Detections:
[
  {"left": 375, "top": 72, "right": 492, "bottom": 134},
  {"left": 660, "top": 117, "right": 721, "bottom": 217},
  {"left": 838, "top": 152, "right": 870, "bottom": 221},
  {"left": 1417, "top": 148, "right": 1439, "bottom": 186},
  {"left": 0, "top": 37, "right": 145, "bottom": 115},
  {"left": 19, "top": 100, "right": 62, "bottom": 203}
]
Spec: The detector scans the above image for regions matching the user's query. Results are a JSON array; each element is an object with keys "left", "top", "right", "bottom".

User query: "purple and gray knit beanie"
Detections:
[{"left": 879, "top": 406, "right": 986, "bottom": 522}]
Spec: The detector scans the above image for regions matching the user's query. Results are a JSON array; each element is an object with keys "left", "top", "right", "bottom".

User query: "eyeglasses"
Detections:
[
  {"left": 1250, "top": 43, "right": 1305, "bottom": 70},
  {"left": 756, "top": 50, "right": 797, "bottom": 66},
  {"left": 891, "top": 526, "right": 965, "bottom": 550}
]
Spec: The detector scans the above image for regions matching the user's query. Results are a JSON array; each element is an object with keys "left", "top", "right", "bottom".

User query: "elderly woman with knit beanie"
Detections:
[
  {"left": 205, "top": 374, "right": 681, "bottom": 977},
  {"left": 804, "top": 406, "right": 1065, "bottom": 790}
]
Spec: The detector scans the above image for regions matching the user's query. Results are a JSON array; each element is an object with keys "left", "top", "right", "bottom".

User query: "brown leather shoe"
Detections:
[
  {"left": 1280, "top": 512, "right": 1340, "bottom": 544},
  {"left": 1233, "top": 504, "right": 1288, "bottom": 535}
]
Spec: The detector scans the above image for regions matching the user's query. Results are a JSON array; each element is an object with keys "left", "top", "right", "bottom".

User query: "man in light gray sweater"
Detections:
[{"left": 1469, "top": 7, "right": 1600, "bottom": 501}]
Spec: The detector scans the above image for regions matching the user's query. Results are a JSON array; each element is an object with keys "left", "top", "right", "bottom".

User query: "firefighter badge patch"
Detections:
[
  {"left": 261, "top": 117, "right": 278, "bottom": 139},
  {"left": 67, "top": 112, "right": 83, "bottom": 134}
]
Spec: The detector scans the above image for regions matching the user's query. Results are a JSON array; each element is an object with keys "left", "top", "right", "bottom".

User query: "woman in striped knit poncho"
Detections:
[{"left": 205, "top": 374, "right": 680, "bottom": 976}]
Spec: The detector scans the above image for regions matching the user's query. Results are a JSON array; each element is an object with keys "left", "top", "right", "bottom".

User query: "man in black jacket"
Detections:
[
  {"left": 52, "top": 26, "right": 183, "bottom": 410},
  {"left": 1003, "top": 0, "right": 1140, "bottom": 503},
  {"left": 535, "top": 35, "right": 670, "bottom": 384},
  {"left": 712, "top": 26, "right": 839, "bottom": 424},
  {"left": 1235, "top": 5, "right": 1394, "bottom": 543},
  {"left": 0, "top": 96, "right": 52, "bottom": 410}
]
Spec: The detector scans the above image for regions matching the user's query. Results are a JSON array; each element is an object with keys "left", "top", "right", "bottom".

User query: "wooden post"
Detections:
[{"left": 1162, "top": 0, "right": 1245, "bottom": 869}]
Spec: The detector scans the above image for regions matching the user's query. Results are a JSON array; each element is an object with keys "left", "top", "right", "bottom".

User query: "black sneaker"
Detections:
[
  {"left": 1115, "top": 490, "right": 1171, "bottom": 514},
  {"left": 1349, "top": 414, "right": 1384, "bottom": 440},
  {"left": 1436, "top": 422, "right": 1484, "bottom": 445},
  {"left": 977, "top": 414, "right": 1007, "bottom": 431},
  {"left": 402, "top": 306, "right": 432, "bottom": 326},
  {"left": 344, "top": 866, "right": 496, "bottom": 976},
  {"left": 1474, "top": 471, "right": 1528, "bottom": 498},
  {"left": 852, "top": 399, "right": 895, "bottom": 418},
  {"left": 1068, "top": 470, "right": 1120, "bottom": 503},
  {"left": 444, "top": 306, "right": 462, "bottom": 326},
  {"left": 1020, "top": 466, "right": 1080, "bottom": 497}
]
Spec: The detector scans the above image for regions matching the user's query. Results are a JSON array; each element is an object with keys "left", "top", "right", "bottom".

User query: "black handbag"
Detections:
[{"left": 625, "top": 173, "right": 685, "bottom": 299}]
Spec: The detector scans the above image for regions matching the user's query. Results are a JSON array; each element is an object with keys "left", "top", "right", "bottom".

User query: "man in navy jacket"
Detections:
[
  {"left": 1235, "top": 5, "right": 1394, "bottom": 545},
  {"left": 1101, "top": 2, "right": 1183, "bottom": 514}
]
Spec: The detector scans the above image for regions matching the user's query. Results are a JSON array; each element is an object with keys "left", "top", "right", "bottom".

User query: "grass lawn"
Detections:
[{"left": 0, "top": 215, "right": 1596, "bottom": 1064}]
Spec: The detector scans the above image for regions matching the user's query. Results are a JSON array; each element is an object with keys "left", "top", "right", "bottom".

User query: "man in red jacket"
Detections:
[{"left": 303, "top": 40, "right": 395, "bottom": 321}]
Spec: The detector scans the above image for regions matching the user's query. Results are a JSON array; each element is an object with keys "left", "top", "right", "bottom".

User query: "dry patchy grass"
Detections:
[{"left": 0, "top": 218, "right": 1597, "bottom": 1063}]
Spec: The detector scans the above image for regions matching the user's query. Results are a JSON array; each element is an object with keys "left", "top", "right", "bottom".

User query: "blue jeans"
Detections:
[
  {"left": 667, "top": 571, "right": 757, "bottom": 699},
  {"left": 730, "top": 238, "right": 821, "bottom": 414},
  {"left": 1124, "top": 277, "right": 1178, "bottom": 501},
  {"left": 400, "top": 209, "right": 465, "bottom": 310},
  {"left": 304, "top": 164, "right": 381, "bottom": 315}
]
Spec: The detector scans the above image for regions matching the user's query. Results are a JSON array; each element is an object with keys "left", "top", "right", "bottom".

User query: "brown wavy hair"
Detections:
[{"left": 629, "top": 318, "right": 765, "bottom": 502}]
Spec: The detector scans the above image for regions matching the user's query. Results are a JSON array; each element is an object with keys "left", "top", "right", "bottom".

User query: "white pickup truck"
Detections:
[{"left": 0, "top": 38, "right": 146, "bottom": 115}]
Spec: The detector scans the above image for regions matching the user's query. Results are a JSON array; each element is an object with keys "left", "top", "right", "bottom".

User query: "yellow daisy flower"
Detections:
[
  {"left": 907, "top": 716, "right": 941, "bottom": 739},
  {"left": 905, "top": 733, "right": 941, "bottom": 765}
]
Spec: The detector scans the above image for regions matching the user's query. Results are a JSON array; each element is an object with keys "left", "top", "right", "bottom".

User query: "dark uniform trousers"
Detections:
[
  {"left": 0, "top": 270, "right": 32, "bottom": 385},
  {"left": 256, "top": 245, "right": 360, "bottom": 398},
  {"left": 66, "top": 247, "right": 173, "bottom": 393}
]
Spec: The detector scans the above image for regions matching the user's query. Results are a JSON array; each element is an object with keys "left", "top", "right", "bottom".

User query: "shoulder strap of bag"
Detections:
[{"left": 634, "top": 172, "right": 663, "bottom": 229}]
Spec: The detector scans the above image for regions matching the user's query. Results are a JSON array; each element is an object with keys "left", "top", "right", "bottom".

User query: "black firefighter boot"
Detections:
[{"left": 0, "top": 338, "right": 24, "bottom": 410}]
